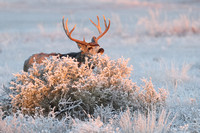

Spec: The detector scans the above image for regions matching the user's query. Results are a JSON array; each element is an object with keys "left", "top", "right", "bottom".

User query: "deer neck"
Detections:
[{"left": 76, "top": 52, "right": 91, "bottom": 63}]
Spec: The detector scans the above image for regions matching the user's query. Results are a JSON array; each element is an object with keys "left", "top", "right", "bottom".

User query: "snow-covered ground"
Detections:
[{"left": 0, "top": 0, "right": 200, "bottom": 132}]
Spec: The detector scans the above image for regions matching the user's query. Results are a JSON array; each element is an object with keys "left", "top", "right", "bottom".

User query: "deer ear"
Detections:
[
  {"left": 91, "top": 36, "right": 97, "bottom": 43},
  {"left": 77, "top": 43, "right": 87, "bottom": 53}
]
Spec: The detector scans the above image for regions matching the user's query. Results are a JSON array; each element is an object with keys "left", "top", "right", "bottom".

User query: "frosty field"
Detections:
[{"left": 0, "top": 0, "right": 200, "bottom": 132}]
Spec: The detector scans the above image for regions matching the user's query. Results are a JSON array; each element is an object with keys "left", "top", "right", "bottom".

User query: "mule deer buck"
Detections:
[{"left": 23, "top": 16, "right": 110, "bottom": 72}]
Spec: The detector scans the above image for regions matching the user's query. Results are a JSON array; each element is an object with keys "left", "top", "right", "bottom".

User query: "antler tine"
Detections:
[
  {"left": 62, "top": 16, "right": 88, "bottom": 45},
  {"left": 62, "top": 17, "right": 68, "bottom": 35},
  {"left": 103, "top": 15, "right": 108, "bottom": 28},
  {"left": 96, "top": 16, "right": 110, "bottom": 41},
  {"left": 89, "top": 16, "right": 102, "bottom": 34}
]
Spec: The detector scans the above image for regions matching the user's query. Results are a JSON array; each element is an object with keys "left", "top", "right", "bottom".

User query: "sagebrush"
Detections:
[{"left": 9, "top": 55, "right": 167, "bottom": 119}]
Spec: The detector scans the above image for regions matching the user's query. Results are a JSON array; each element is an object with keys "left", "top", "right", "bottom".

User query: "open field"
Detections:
[{"left": 0, "top": 0, "right": 200, "bottom": 132}]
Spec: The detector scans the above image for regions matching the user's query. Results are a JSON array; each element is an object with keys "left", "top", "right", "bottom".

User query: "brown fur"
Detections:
[{"left": 23, "top": 53, "right": 59, "bottom": 72}]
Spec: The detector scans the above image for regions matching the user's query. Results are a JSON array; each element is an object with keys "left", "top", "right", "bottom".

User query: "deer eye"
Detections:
[{"left": 88, "top": 47, "right": 93, "bottom": 50}]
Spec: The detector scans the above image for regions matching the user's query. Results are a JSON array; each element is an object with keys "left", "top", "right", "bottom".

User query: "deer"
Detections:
[{"left": 23, "top": 16, "right": 110, "bottom": 72}]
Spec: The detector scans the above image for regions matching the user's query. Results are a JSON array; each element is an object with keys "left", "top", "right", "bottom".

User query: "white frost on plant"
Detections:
[
  {"left": 9, "top": 55, "right": 167, "bottom": 119},
  {"left": 137, "top": 10, "right": 200, "bottom": 37}
]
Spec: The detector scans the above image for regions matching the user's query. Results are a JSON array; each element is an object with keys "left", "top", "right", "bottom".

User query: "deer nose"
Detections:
[{"left": 98, "top": 48, "right": 104, "bottom": 54}]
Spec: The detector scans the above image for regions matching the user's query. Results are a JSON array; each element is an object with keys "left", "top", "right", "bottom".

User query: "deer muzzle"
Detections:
[{"left": 98, "top": 48, "right": 104, "bottom": 54}]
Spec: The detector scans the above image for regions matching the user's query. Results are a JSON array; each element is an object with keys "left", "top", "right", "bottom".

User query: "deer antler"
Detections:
[
  {"left": 62, "top": 16, "right": 88, "bottom": 45},
  {"left": 89, "top": 15, "right": 110, "bottom": 42},
  {"left": 89, "top": 16, "right": 102, "bottom": 34}
]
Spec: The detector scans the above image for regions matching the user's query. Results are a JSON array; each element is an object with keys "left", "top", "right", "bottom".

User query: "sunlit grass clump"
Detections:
[{"left": 9, "top": 55, "right": 167, "bottom": 119}]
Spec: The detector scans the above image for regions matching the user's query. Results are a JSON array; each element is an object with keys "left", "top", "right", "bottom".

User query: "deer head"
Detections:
[{"left": 62, "top": 15, "right": 110, "bottom": 57}]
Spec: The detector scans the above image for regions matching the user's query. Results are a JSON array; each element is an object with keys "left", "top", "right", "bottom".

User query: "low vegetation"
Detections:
[{"left": 0, "top": 55, "right": 171, "bottom": 132}]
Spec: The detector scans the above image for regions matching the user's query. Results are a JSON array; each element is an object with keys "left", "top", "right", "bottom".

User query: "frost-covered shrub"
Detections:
[
  {"left": 0, "top": 85, "right": 13, "bottom": 119},
  {"left": 136, "top": 78, "right": 168, "bottom": 112},
  {"left": 0, "top": 110, "right": 71, "bottom": 133},
  {"left": 9, "top": 55, "right": 167, "bottom": 119},
  {"left": 119, "top": 108, "right": 175, "bottom": 133},
  {"left": 137, "top": 10, "right": 200, "bottom": 37},
  {"left": 71, "top": 107, "right": 175, "bottom": 133},
  {"left": 0, "top": 107, "right": 175, "bottom": 133}
]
